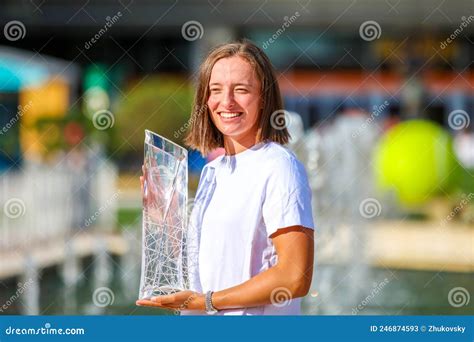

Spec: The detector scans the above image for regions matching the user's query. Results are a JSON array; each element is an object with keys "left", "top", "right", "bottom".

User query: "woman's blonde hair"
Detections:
[{"left": 184, "top": 40, "right": 290, "bottom": 155}]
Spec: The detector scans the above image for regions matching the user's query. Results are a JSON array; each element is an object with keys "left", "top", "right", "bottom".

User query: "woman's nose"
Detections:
[{"left": 221, "top": 90, "right": 235, "bottom": 107}]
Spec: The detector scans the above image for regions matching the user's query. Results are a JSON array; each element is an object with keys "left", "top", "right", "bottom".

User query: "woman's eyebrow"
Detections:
[
  {"left": 234, "top": 83, "right": 252, "bottom": 87},
  {"left": 209, "top": 82, "right": 253, "bottom": 87}
]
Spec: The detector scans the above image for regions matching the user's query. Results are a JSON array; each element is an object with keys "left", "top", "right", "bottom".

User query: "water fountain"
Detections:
[
  {"left": 21, "top": 255, "right": 40, "bottom": 315},
  {"left": 296, "top": 113, "right": 379, "bottom": 315},
  {"left": 83, "top": 238, "right": 113, "bottom": 315},
  {"left": 61, "top": 241, "right": 81, "bottom": 314},
  {"left": 120, "top": 227, "right": 141, "bottom": 302}
]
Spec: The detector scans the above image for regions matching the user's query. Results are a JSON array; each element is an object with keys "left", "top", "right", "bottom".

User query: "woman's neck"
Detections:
[{"left": 223, "top": 135, "right": 258, "bottom": 156}]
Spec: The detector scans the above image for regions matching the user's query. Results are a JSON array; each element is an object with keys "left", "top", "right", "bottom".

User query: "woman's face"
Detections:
[{"left": 207, "top": 56, "right": 262, "bottom": 143}]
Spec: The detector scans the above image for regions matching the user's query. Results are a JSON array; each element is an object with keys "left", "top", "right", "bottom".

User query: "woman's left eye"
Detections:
[{"left": 235, "top": 88, "right": 248, "bottom": 93}]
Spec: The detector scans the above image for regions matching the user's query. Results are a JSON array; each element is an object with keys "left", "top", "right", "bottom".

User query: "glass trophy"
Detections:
[{"left": 139, "top": 130, "right": 189, "bottom": 299}]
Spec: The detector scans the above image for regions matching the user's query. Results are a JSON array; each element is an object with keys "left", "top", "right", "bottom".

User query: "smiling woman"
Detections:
[
  {"left": 185, "top": 39, "right": 289, "bottom": 155},
  {"left": 137, "top": 40, "right": 315, "bottom": 315}
]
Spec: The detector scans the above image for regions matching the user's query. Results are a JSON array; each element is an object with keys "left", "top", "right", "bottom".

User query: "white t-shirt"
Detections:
[{"left": 183, "top": 141, "right": 315, "bottom": 315}]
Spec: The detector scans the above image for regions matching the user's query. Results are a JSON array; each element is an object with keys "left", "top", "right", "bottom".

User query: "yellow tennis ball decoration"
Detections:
[{"left": 374, "top": 120, "right": 459, "bottom": 205}]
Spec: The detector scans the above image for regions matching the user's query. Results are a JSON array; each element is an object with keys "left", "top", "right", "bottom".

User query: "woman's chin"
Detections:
[{"left": 217, "top": 126, "right": 243, "bottom": 137}]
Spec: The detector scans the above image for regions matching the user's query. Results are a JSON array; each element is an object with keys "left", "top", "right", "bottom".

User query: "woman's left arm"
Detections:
[
  {"left": 212, "top": 225, "right": 314, "bottom": 310},
  {"left": 136, "top": 225, "right": 314, "bottom": 311}
]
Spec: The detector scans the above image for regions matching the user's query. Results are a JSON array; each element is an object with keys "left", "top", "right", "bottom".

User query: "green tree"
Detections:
[{"left": 110, "top": 74, "right": 194, "bottom": 164}]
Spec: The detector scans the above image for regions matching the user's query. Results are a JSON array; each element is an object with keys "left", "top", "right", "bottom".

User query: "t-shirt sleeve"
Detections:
[{"left": 262, "top": 156, "right": 315, "bottom": 237}]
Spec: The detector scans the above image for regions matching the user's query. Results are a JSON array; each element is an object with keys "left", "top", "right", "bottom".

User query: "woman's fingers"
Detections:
[
  {"left": 152, "top": 295, "right": 174, "bottom": 305},
  {"left": 136, "top": 300, "right": 163, "bottom": 308},
  {"left": 140, "top": 165, "right": 150, "bottom": 209},
  {"left": 140, "top": 164, "right": 146, "bottom": 199},
  {"left": 135, "top": 300, "right": 180, "bottom": 310}
]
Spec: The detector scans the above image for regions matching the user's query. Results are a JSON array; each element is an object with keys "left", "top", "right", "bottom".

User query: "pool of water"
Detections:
[
  {"left": 0, "top": 256, "right": 471, "bottom": 316},
  {"left": 303, "top": 265, "right": 473, "bottom": 315}
]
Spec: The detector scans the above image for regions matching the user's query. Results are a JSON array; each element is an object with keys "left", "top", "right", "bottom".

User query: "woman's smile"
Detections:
[
  {"left": 217, "top": 111, "right": 244, "bottom": 122},
  {"left": 218, "top": 111, "right": 243, "bottom": 119}
]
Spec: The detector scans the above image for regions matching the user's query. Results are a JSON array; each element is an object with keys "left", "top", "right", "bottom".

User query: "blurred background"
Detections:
[{"left": 0, "top": 0, "right": 472, "bottom": 316}]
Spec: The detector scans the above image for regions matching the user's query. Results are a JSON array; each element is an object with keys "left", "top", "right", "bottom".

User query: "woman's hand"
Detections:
[{"left": 136, "top": 291, "right": 205, "bottom": 312}]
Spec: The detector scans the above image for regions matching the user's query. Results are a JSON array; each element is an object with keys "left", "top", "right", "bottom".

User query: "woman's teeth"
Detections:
[{"left": 219, "top": 112, "right": 242, "bottom": 118}]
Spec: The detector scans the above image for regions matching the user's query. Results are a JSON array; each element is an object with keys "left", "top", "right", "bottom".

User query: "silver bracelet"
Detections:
[{"left": 205, "top": 291, "right": 218, "bottom": 314}]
